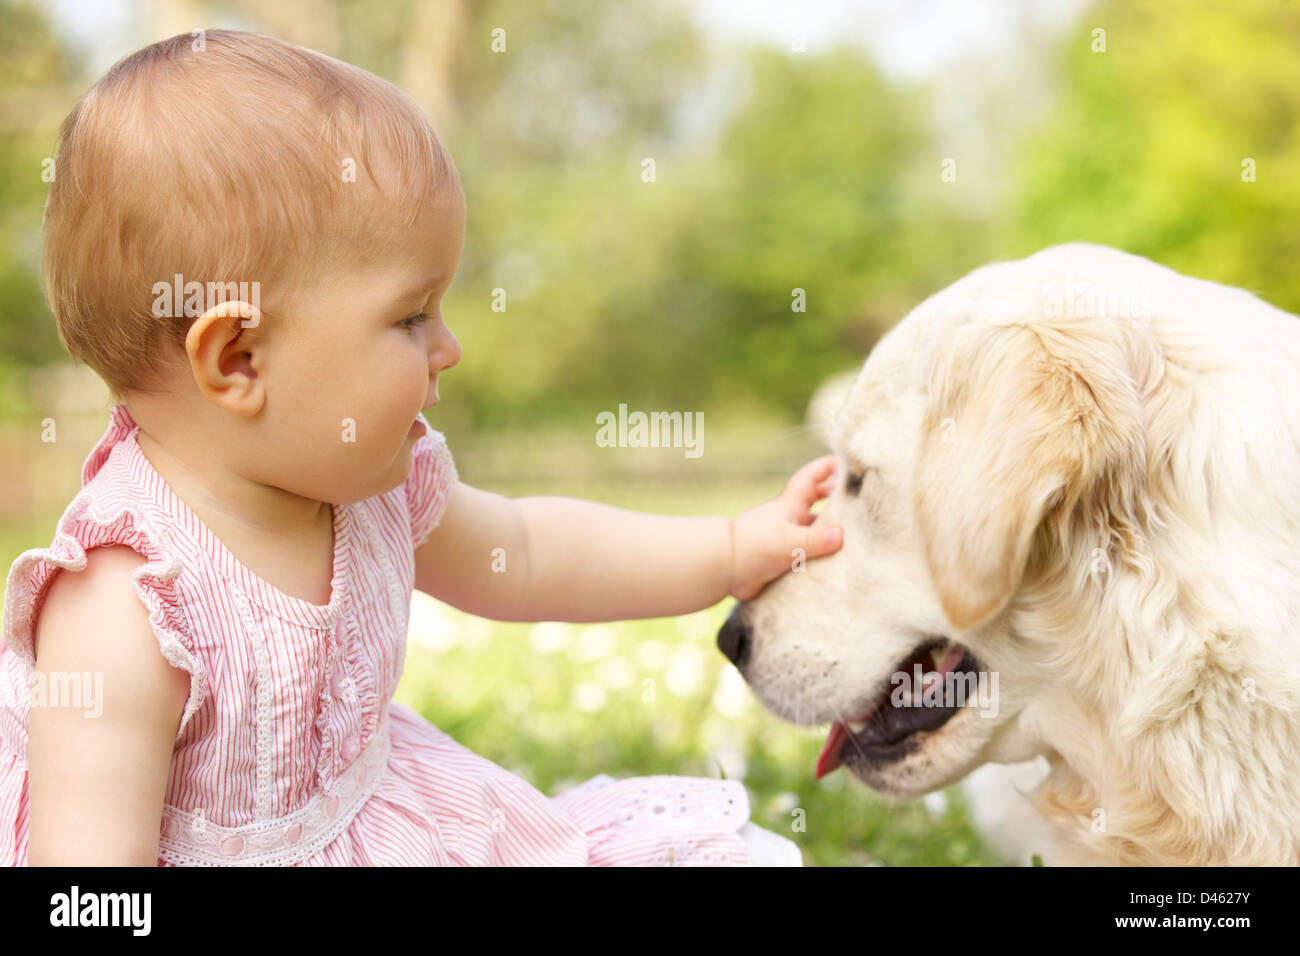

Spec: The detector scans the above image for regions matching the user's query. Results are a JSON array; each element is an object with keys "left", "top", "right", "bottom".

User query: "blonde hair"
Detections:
[{"left": 42, "top": 29, "right": 459, "bottom": 400}]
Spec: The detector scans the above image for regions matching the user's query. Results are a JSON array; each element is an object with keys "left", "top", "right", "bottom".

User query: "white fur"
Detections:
[{"left": 735, "top": 243, "right": 1300, "bottom": 865}]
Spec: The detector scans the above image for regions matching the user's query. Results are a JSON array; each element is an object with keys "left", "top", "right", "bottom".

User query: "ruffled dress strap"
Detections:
[
  {"left": 1, "top": 403, "right": 205, "bottom": 743},
  {"left": 405, "top": 414, "right": 458, "bottom": 550}
]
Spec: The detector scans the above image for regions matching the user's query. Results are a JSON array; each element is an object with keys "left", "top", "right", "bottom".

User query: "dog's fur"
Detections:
[{"left": 730, "top": 243, "right": 1300, "bottom": 865}]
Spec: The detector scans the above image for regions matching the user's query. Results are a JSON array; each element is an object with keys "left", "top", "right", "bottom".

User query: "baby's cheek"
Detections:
[
  {"left": 368, "top": 363, "right": 428, "bottom": 443},
  {"left": 393, "top": 349, "right": 433, "bottom": 409}
]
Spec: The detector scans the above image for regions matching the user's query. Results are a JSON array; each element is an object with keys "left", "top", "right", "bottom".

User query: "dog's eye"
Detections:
[{"left": 845, "top": 471, "right": 865, "bottom": 495}]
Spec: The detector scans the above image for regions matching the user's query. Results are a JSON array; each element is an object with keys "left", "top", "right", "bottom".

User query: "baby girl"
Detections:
[{"left": 0, "top": 30, "right": 843, "bottom": 866}]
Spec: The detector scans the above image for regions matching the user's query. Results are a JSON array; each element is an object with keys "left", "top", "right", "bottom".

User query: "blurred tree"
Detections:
[
  {"left": 451, "top": 0, "right": 707, "bottom": 170},
  {"left": 662, "top": 46, "right": 949, "bottom": 420},
  {"left": 441, "top": 34, "right": 961, "bottom": 428},
  {"left": 1013, "top": 0, "right": 1300, "bottom": 312},
  {"left": 14, "top": 0, "right": 1292, "bottom": 435},
  {"left": 0, "top": 0, "right": 972, "bottom": 431},
  {"left": 433, "top": 0, "right": 717, "bottom": 430},
  {"left": 0, "top": 0, "right": 79, "bottom": 386}
]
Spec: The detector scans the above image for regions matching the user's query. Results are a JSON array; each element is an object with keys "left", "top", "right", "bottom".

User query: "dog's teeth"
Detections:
[{"left": 847, "top": 719, "right": 868, "bottom": 734}]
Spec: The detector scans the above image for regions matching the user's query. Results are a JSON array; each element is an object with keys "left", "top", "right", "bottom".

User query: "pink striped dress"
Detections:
[{"left": 0, "top": 403, "right": 801, "bottom": 866}]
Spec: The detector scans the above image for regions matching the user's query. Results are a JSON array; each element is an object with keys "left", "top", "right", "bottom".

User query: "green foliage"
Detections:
[
  {"left": 661, "top": 47, "right": 943, "bottom": 420},
  {"left": 1014, "top": 0, "right": 1300, "bottom": 312},
  {"left": 4, "top": 0, "right": 1300, "bottom": 426},
  {"left": 431, "top": 6, "right": 969, "bottom": 430},
  {"left": 0, "top": 0, "right": 77, "bottom": 386}
]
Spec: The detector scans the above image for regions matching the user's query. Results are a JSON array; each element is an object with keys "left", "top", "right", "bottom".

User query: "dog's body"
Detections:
[{"left": 722, "top": 243, "right": 1300, "bottom": 865}]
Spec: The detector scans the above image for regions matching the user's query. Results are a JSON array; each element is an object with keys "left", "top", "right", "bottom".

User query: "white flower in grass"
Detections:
[
  {"left": 769, "top": 792, "right": 800, "bottom": 815},
  {"left": 529, "top": 621, "right": 570, "bottom": 655},
  {"left": 408, "top": 594, "right": 454, "bottom": 652},
  {"left": 923, "top": 791, "right": 948, "bottom": 817},
  {"left": 596, "top": 656, "right": 635, "bottom": 689},
  {"left": 574, "top": 681, "right": 607, "bottom": 713},
  {"left": 674, "top": 612, "right": 713, "bottom": 641},
  {"left": 711, "top": 665, "right": 754, "bottom": 718},
  {"left": 461, "top": 616, "right": 493, "bottom": 652},
  {"left": 711, "top": 747, "right": 747, "bottom": 781},
  {"left": 635, "top": 640, "right": 669, "bottom": 671},
  {"left": 573, "top": 624, "right": 617, "bottom": 662},
  {"left": 665, "top": 645, "right": 706, "bottom": 697}
]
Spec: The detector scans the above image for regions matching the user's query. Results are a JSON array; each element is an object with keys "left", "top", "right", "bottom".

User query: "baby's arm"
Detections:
[
  {"left": 415, "top": 456, "right": 843, "bottom": 622},
  {"left": 27, "top": 545, "right": 189, "bottom": 865}
]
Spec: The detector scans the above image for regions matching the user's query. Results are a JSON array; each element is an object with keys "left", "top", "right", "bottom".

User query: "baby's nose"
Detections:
[{"left": 431, "top": 321, "right": 461, "bottom": 372}]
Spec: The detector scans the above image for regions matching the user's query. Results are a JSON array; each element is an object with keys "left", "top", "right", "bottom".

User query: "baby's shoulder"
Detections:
[
  {"left": 27, "top": 543, "right": 191, "bottom": 815},
  {"left": 34, "top": 544, "right": 174, "bottom": 677},
  {"left": 3, "top": 484, "right": 206, "bottom": 739}
]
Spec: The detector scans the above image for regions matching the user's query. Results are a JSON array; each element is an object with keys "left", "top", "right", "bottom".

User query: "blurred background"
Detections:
[{"left": 2, "top": 0, "right": 1296, "bottom": 865}]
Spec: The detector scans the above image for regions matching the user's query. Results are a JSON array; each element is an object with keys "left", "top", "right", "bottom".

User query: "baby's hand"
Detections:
[{"left": 729, "top": 455, "right": 844, "bottom": 601}]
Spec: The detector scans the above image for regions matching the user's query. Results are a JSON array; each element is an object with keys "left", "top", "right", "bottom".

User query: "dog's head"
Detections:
[{"left": 721, "top": 245, "right": 1158, "bottom": 801}]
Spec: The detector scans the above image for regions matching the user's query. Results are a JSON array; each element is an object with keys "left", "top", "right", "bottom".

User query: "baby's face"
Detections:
[{"left": 263, "top": 182, "right": 465, "bottom": 506}]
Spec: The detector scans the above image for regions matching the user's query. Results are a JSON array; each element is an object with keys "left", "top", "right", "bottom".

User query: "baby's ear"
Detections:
[
  {"left": 186, "top": 298, "right": 265, "bottom": 415},
  {"left": 912, "top": 320, "right": 1141, "bottom": 634}
]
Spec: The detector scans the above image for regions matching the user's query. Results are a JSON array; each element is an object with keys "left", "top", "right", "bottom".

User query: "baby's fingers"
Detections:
[
  {"left": 799, "top": 522, "right": 843, "bottom": 560},
  {"left": 782, "top": 455, "right": 839, "bottom": 513}
]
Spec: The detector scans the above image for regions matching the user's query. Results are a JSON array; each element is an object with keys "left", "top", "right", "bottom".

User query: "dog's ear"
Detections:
[{"left": 913, "top": 320, "right": 1140, "bottom": 635}]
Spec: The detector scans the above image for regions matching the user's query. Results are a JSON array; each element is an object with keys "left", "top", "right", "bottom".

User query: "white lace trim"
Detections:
[
  {"left": 229, "top": 583, "right": 275, "bottom": 820},
  {"left": 157, "top": 710, "right": 392, "bottom": 866}
]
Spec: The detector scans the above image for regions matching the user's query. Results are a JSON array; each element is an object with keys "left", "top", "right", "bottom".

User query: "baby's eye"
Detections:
[{"left": 399, "top": 312, "right": 431, "bottom": 330}]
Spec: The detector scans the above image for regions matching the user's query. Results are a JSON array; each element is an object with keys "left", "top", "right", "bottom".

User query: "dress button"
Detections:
[
  {"left": 323, "top": 795, "right": 340, "bottom": 818},
  {"left": 160, "top": 817, "right": 180, "bottom": 839},
  {"left": 341, "top": 734, "right": 361, "bottom": 762},
  {"left": 283, "top": 822, "right": 302, "bottom": 844},
  {"left": 331, "top": 673, "right": 349, "bottom": 698},
  {"left": 221, "top": 836, "right": 245, "bottom": 856}
]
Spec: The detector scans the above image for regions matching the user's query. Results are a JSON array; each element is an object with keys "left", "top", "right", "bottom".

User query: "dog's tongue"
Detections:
[{"left": 816, "top": 722, "right": 848, "bottom": 779}]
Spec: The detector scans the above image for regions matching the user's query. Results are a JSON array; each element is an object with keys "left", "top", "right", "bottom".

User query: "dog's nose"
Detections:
[{"left": 716, "top": 609, "right": 751, "bottom": 670}]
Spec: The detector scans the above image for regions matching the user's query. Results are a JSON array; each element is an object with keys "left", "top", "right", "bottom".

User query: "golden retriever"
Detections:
[{"left": 718, "top": 243, "right": 1300, "bottom": 865}]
